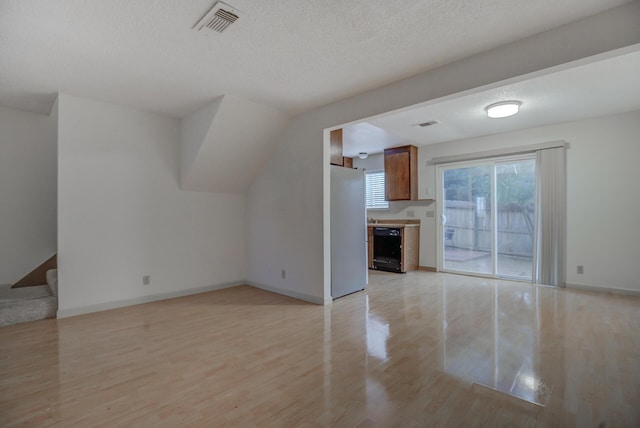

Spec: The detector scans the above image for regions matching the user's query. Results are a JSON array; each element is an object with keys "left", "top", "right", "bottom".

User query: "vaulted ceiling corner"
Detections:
[{"left": 180, "top": 94, "right": 291, "bottom": 193}]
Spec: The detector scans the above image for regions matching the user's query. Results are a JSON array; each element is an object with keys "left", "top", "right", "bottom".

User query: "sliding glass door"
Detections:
[
  {"left": 495, "top": 159, "right": 536, "bottom": 278},
  {"left": 441, "top": 165, "right": 493, "bottom": 275},
  {"left": 440, "top": 156, "right": 536, "bottom": 280}
]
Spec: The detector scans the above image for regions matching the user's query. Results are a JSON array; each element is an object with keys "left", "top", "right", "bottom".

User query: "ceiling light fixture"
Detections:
[
  {"left": 486, "top": 101, "right": 521, "bottom": 118},
  {"left": 358, "top": 152, "right": 368, "bottom": 159}
]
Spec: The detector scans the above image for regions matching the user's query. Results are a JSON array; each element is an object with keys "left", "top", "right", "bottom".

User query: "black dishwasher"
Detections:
[{"left": 372, "top": 227, "right": 402, "bottom": 273}]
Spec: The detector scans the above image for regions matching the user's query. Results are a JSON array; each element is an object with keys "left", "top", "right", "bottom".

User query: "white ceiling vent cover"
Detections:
[{"left": 194, "top": 2, "right": 240, "bottom": 33}]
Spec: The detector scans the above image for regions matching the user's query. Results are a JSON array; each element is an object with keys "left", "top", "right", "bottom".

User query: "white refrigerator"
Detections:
[{"left": 331, "top": 165, "right": 367, "bottom": 299}]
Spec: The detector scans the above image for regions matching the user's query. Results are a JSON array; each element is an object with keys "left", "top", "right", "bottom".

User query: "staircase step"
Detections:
[
  {"left": 12, "top": 254, "right": 57, "bottom": 289},
  {"left": 0, "top": 284, "right": 57, "bottom": 327}
]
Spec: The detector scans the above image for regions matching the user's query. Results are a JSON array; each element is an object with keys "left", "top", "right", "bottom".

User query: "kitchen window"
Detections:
[{"left": 365, "top": 171, "right": 388, "bottom": 209}]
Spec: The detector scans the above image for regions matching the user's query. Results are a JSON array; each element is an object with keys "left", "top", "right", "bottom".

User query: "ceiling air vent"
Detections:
[
  {"left": 194, "top": 1, "right": 240, "bottom": 33},
  {"left": 416, "top": 120, "right": 439, "bottom": 128}
]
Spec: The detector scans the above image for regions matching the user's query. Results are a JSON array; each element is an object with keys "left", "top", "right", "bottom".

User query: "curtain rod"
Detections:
[{"left": 428, "top": 140, "right": 567, "bottom": 166}]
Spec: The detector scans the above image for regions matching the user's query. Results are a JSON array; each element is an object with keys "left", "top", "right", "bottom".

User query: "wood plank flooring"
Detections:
[{"left": 1, "top": 271, "right": 639, "bottom": 427}]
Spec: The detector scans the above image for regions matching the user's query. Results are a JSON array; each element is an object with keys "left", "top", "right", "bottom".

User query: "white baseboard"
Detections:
[
  {"left": 247, "top": 281, "right": 326, "bottom": 305},
  {"left": 57, "top": 281, "right": 244, "bottom": 318},
  {"left": 566, "top": 282, "right": 640, "bottom": 297}
]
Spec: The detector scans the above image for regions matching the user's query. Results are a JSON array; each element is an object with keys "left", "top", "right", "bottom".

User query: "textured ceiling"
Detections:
[
  {"left": 342, "top": 49, "right": 640, "bottom": 156},
  {"left": 0, "top": 0, "right": 631, "bottom": 118}
]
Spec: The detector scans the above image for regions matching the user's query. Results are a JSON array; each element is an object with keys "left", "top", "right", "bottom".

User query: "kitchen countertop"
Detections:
[{"left": 368, "top": 221, "right": 420, "bottom": 228}]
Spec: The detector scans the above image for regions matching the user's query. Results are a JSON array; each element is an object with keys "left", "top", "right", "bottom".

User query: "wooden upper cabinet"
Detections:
[
  {"left": 384, "top": 145, "right": 418, "bottom": 201},
  {"left": 330, "top": 129, "right": 343, "bottom": 166}
]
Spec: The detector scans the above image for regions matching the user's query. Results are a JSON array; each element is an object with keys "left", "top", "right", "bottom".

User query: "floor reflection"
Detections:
[
  {"left": 330, "top": 271, "right": 558, "bottom": 418},
  {"left": 361, "top": 271, "right": 554, "bottom": 407},
  {"left": 440, "top": 275, "right": 550, "bottom": 405},
  {"left": 365, "top": 295, "right": 389, "bottom": 361}
]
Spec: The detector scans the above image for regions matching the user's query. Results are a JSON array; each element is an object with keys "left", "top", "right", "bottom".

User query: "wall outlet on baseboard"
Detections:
[
  {"left": 577, "top": 265, "right": 584, "bottom": 274},
  {"left": 143, "top": 275, "right": 151, "bottom": 285},
  {"left": 281, "top": 270, "right": 286, "bottom": 279},
  {"left": 425, "top": 210, "right": 435, "bottom": 218}
]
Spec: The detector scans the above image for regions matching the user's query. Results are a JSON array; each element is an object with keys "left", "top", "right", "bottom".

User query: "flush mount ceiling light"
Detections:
[
  {"left": 358, "top": 152, "right": 368, "bottom": 159},
  {"left": 486, "top": 101, "right": 521, "bottom": 118}
]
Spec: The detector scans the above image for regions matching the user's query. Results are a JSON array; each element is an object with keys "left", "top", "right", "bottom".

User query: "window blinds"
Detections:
[{"left": 365, "top": 171, "right": 388, "bottom": 209}]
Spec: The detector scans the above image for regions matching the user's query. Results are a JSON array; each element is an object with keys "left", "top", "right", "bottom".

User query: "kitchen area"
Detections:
[{"left": 330, "top": 125, "right": 436, "bottom": 299}]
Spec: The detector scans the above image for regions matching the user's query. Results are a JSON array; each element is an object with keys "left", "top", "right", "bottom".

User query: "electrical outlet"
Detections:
[
  {"left": 143, "top": 275, "right": 150, "bottom": 285},
  {"left": 577, "top": 265, "right": 584, "bottom": 274},
  {"left": 407, "top": 210, "right": 415, "bottom": 218},
  {"left": 281, "top": 270, "right": 286, "bottom": 279},
  {"left": 425, "top": 210, "right": 435, "bottom": 218}
]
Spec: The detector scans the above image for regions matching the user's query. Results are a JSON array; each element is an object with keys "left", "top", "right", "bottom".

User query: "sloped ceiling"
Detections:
[{"left": 181, "top": 94, "right": 291, "bottom": 193}]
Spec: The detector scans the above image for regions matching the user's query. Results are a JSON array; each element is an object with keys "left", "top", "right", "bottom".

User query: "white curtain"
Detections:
[{"left": 533, "top": 147, "right": 566, "bottom": 287}]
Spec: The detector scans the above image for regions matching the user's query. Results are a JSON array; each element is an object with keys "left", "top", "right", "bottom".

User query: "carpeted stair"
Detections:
[{"left": 0, "top": 269, "right": 58, "bottom": 327}]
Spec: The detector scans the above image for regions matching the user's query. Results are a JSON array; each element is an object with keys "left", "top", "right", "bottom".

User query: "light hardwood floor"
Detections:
[{"left": 1, "top": 271, "right": 639, "bottom": 427}]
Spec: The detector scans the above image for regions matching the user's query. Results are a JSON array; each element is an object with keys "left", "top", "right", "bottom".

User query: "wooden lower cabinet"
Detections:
[{"left": 401, "top": 226, "right": 419, "bottom": 272}]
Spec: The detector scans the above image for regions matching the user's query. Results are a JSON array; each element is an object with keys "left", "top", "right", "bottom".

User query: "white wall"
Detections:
[
  {"left": 246, "top": 116, "right": 327, "bottom": 303},
  {"left": 419, "top": 109, "right": 640, "bottom": 293},
  {"left": 0, "top": 105, "right": 57, "bottom": 284},
  {"left": 181, "top": 95, "right": 291, "bottom": 193},
  {"left": 246, "top": 3, "right": 640, "bottom": 303},
  {"left": 57, "top": 94, "right": 247, "bottom": 316},
  {"left": 352, "top": 153, "right": 384, "bottom": 171}
]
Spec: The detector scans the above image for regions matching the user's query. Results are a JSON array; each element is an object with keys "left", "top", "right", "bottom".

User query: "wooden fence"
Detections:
[{"left": 444, "top": 200, "right": 534, "bottom": 257}]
